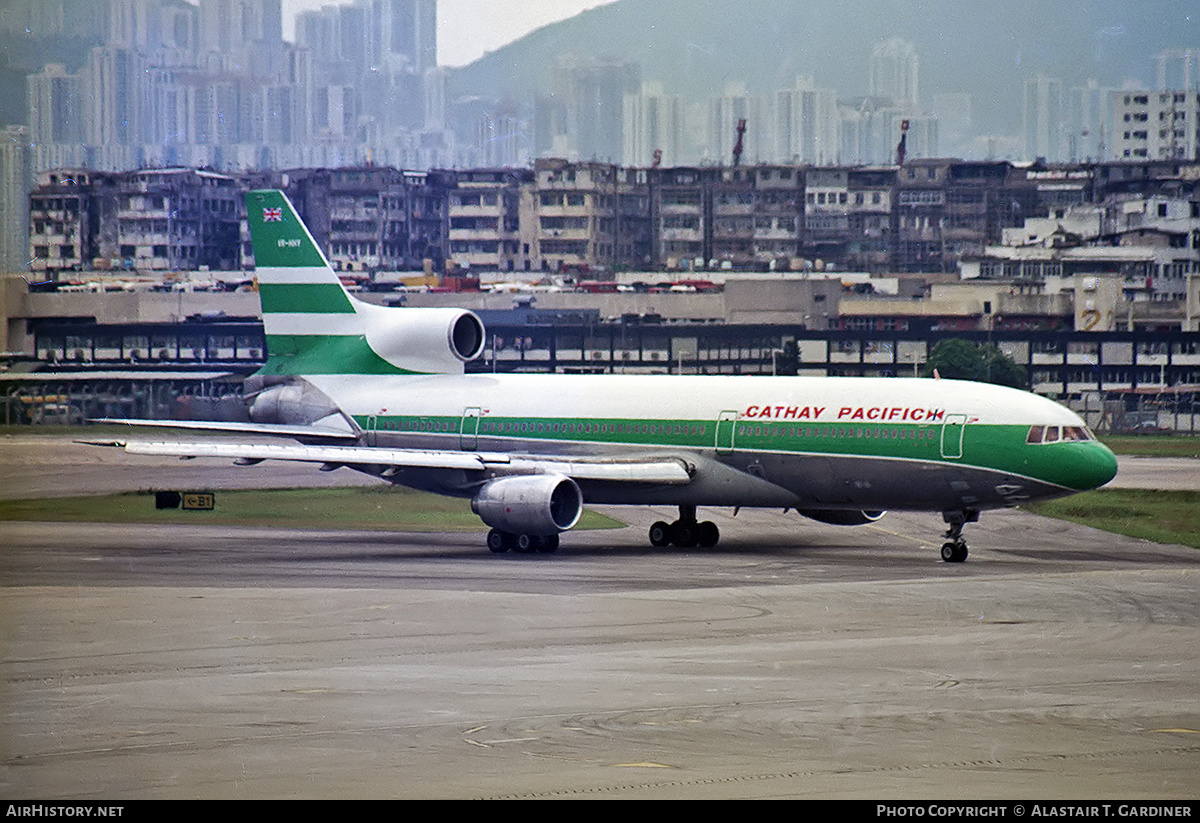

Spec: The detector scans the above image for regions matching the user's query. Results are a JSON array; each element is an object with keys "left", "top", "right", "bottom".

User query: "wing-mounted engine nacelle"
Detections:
[
  {"left": 799, "top": 509, "right": 886, "bottom": 526},
  {"left": 248, "top": 382, "right": 338, "bottom": 425},
  {"left": 471, "top": 474, "right": 584, "bottom": 535},
  {"left": 362, "top": 306, "right": 486, "bottom": 375}
]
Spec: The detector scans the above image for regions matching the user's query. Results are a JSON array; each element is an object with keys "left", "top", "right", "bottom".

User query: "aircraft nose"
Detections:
[{"left": 1075, "top": 442, "right": 1119, "bottom": 491}]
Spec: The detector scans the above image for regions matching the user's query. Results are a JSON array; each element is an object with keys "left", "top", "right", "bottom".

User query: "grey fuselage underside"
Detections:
[{"left": 331, "top": 431, "right": 1066, "bottom": 513}]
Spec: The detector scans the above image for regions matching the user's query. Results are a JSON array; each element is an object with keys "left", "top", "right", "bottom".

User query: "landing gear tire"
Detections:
[
  {"left": 490, "top": 530, "right": 559, "bottom": 554},
  {"left": 487, "top": 529, "right": 510, "bottom": 553},
  {"left": 940, "top": 541, "right": 968, "bottom": 563},
  {"left": 648, "top": 508, "right": 721, "bottom": 549},
  {"left": 649, "top": 521, "right": 672, "bottom": 547},
  {"left": 672, "top": 522, "right": 699, "bottom": 548}
]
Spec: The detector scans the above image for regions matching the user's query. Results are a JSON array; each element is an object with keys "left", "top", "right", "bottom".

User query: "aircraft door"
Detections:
[
  {"left": 460, "top": 407, "right": 481, "bottom": 451},
  {"left": 940, "top": 414, "right": 967, "bottom": 459},
  {"left": 715, "top": 410, "right": 738, "bottom": 454}
]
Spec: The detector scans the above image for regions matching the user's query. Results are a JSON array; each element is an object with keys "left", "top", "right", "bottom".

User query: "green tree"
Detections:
[
  {"left": 775, "top": 340, "right": 799, "bottom": 375},
  {"left": 922, "top": 339, "right": 1027, "bottom": 389}
]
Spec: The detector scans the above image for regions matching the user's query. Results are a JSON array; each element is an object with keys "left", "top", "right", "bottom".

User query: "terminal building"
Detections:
[{"left": 4, "top": 270, "right": 1199, "bottom": 432}]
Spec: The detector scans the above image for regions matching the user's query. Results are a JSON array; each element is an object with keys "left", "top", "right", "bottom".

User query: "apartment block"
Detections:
[
  {"left": 707, "top": 84, "right": 766, "bottom": 165},
  {"left": 1112, "top": 90, "right": 1200, "bottom": 161},
  {"left": 533, "top": 159, "right": 648, "bottom": 273},
  {"left": 894, "top": 158, "right": 952, "bottom": 272},
  {"left": 105, "top": 169, "right": 242, "bottom": 271},
  {"left": 650, "top": 166, "right": 716, "bottom": 270},
  {"left": 446, "top": 168, "right": 534, "bottom": 273},
  {"left": 28, "top": 169, "right": 102, "bottom": 274},
  {"left": 540, "top": 57, "right": 640, "bottom": 163},
  {"left": 804, "top": 166, "right": 851, "bottom": 267},
  {"left": 747, "top": 165, "right": 804, "bottom": 267},
  {"left": 282, "top": 166, "right": 451, "bottom": 273},
  {"left": 1023, "top": 75, "right": 1068, "bottom": 162},
  {"left": 22, "top": 158, "right": 1200, "bottom": 282},
  {"left": 940, "top": 161, "right": 1015, "bottom": 270},
  {"left": 845, "top": 166, "right": 897, "bottom": 271},
  {"left": 26, "top": 167, "right": 243, "bottom": 275}
]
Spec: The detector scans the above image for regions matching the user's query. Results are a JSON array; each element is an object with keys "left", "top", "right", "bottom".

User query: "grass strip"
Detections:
[
  {"left": 1027, "top": 488, "right": 1200, "bottom": 550},
  {"left": 0, "top": 486, "right": 626, "bottom": 533},
  {"left": 1099, "top": 435, "right": 1200, "bottom": 459}
]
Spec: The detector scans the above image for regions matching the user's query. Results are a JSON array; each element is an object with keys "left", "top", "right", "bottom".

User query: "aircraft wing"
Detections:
[
  {"left": 92, "top": 417, "right": 358, "bottom": 440},
  {"left": 84, "top": 439, "right": 695, "bottom": 485}
]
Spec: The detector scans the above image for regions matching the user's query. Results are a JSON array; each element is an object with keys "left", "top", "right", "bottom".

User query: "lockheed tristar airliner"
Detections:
[{"left": 96, "top": 190, "right": 1118, "bottom": 561}]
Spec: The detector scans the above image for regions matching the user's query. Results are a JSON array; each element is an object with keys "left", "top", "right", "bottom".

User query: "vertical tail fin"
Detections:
[
  {"left": 245, "top": 189, "right": 368, "bottom": 375},
  {"left": 245, "top": 190, "right": 485, "bottom": 377}
]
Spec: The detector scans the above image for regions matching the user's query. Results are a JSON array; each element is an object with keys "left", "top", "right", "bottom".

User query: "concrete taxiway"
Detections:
[{"left": 1, "top": 435, "right": 1198, "bottom": 799}]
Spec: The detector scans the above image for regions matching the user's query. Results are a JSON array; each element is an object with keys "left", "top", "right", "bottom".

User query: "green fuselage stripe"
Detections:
[
  {"left": 259, "top": 283, "right": 356, "bottom": 314},
  {"left": 354, "top": 413, "right": 1109, "bottom": 491}
]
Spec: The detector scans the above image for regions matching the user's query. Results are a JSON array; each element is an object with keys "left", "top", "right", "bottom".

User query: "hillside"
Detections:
[{"left": 447, "top": 0, "right": 1197, "bottom": 136}]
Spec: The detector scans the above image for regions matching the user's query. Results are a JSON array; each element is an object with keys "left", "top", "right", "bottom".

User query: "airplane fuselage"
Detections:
[{"left": 305, "top": 372, "right": 1117, "bottom": 514}]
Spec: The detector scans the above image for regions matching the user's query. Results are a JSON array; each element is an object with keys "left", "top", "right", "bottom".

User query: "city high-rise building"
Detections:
[
  {"left": 0, "top": 126, "right": 33, "bottom": 272},
  {"left": 27, "top": 64, "right": 84, "bottom": 169},
  {"left": 543, "top": 56, "right": 640, "bottom": 163},
  {"left": 82, "top": 46, "right": 149, "bottom": 169},
  {"left": 200, "top": 0, "right": 282, "bottom": 64},
  {"left": 623, "top": 82, "right": 682, "bottom": 168},
  {"left": 869, "top": 38, "right": 919, "bottom": 108},
  {"left": 775, "top": 76, "right": 839, "bottom": 165},
  {"left": 1156, "top": 48, "right": 1200, "bottom": 92},
  {"left": 1023, "top": 74, "right": 1067, "bottom": 161},
  {"left": 708, "top": 83, "right": 765, "bottom": 165},
  {"left": 1063, "top": 79, "right": 1115, "bottom": 162},
  {"left": 367, "top": 0, "right": 438, "bottom": 74},
  {"left": 1, "top": 0, "right": 66, "bottom": 36}
]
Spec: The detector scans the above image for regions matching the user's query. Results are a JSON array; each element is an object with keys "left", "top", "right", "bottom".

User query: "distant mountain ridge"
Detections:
[{"left": 447, "top": 0, "right": 1197, "bottom": 137}]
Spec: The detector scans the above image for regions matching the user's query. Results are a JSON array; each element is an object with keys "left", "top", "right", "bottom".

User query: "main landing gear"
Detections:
[
  {"left": 648, "top": 505, "right": 720, "bottom": 549},
  {"left": 487, "top": 529, "right": 559, "bottom": 554},
  {"left": 940, "top": 509, "right": 979, "bottom": 563}
]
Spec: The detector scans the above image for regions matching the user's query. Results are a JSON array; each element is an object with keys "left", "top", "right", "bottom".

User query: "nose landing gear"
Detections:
[{"left": 940, "top": 509, "right": 978, "bottom": 563}]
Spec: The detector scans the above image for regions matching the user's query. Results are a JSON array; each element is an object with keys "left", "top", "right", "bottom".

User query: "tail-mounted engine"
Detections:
[
  {"left": 362, "top": 306, "right": 485, "bottom": 375},
  {"left": 471, "top": 474, "right": 584, "bottom": 536},
  {"left": 799, "top": 509, "right": 886, "bottom": 526}
]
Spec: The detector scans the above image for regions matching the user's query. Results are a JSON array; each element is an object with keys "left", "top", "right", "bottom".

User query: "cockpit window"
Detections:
[{"left": 1027, "top": 425, "right": 1095, "bottom": 444}]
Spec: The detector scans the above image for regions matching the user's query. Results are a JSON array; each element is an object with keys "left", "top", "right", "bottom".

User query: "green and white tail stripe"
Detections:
[{"left": 246, "top": 189, "right": 478, "bottom": 377}]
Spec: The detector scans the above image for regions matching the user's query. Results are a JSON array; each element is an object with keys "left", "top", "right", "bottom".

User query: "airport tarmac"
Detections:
[{"left": 1, "top": 435, "right": 1198, "bottom": 799}]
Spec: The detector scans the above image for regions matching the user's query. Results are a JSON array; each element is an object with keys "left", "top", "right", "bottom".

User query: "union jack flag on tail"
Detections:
[{"left": 263, "top": 207, "right": 283, "bottom": 222}]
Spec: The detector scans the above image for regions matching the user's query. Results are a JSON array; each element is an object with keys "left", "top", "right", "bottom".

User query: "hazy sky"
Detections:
[{"left": 281, "top": 0, "right": 614, "bottom": 67}]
